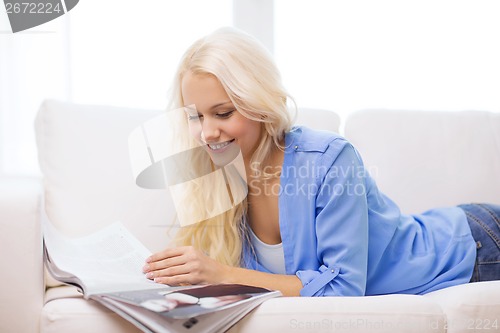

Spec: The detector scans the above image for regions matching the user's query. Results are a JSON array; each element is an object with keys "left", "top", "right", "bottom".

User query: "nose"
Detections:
[{"left": 201, "top": 118, "right": 220, "bottom": 143}]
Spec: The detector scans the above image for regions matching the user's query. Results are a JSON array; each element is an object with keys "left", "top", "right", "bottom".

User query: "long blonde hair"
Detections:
[{"left": 167, "top": 27, "right": 294, "bottom": 266}]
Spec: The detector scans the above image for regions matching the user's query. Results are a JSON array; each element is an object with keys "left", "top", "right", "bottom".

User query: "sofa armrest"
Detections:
[{"left": 0, "top": 177, "right": 44, "bottom": 333}]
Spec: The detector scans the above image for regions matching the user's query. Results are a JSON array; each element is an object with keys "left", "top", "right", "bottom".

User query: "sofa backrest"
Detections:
[
  {"left": 295, "top": 107, "right": 340, "bottom": 132},
  {"left": 345, "top": 109, "right": 500, "bottom": 214},
  {"left": 35, "top": 100, "right": 340, "bottom": 252},
  {"left": 36, "top": 100, "right": 175, "bottom": 252}
]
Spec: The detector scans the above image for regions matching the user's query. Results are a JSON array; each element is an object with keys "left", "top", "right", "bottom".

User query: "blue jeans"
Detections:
[{"left": 458, "top": 203, "right": 500, "bottom": 282}]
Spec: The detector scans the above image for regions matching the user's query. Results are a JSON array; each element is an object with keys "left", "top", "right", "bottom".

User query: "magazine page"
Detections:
[
  {"left": 101, "top": 284, "right": 281, "bottom": 319},
  {"left": 43, "top": 241, "right": 86, "bottom": 289},
  {"left": 42, "top": 211, "right": 165, "bottom": 297},
  {"left": 95, "top": 289, "right": 279, "bottom": 333}
]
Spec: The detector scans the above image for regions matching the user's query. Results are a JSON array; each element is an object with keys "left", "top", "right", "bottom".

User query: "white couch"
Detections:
[{"left": 1, "top": 99, "right": 499, "bottom": 333}]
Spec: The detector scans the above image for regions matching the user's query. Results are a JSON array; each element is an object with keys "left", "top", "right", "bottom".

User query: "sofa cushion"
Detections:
[
  {"left": 35, "top": 100, "right": 176, "bottom": 254},
  {"left": 424, "top": 281, "right": 500, "bottom": 333},
  {"left": 230, "top": 295, "right": 446, "bottom": 333},
  {"left": 43, "top": 286, "right": 446, "bottom": 333},
  {"left": 294, "top": 107, "right": 340, "bottom": 133},
  {"left": 42, "top": 287, "right": 139, "bottom": 333},
  {"left": 345, "top": 110, "right": 500, "bottom": 214}
]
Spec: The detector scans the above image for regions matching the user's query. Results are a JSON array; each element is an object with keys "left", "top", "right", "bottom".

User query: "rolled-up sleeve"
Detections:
[{"left": 296, "top": 144, "right": 369, "bottom": 296}]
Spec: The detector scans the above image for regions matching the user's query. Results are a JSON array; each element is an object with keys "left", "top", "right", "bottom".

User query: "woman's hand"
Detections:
[
  {"left": 143, "top": 246, "right": 230, "bottom": 286},
  {"left": 143, "top": 246, "right": 303, "bottom": 296}
]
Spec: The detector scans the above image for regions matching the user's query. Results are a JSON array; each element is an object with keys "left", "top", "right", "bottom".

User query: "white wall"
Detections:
[{"left": 275, "top": 0, "right": 500, "bottom": 121}]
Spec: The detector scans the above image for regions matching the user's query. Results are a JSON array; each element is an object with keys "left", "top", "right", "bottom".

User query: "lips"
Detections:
[{"left": 208, "top": 139, "right": 235, "bottom": 151}]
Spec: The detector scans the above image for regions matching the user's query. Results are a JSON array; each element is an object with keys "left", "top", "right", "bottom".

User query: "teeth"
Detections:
[{"left": 209, "top": 141, "right": 231, "bottom": 150}]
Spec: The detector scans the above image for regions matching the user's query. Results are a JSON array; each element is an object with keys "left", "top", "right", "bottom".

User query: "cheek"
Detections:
[
  {"left": 244, "top": 121, "right": 262, "bottom": 142},
  {"left": 235, "top": 120, "right": 262, "bottom": 150},
  {"left": 233, "top": 116, "right": 261, "bottom": 137}
]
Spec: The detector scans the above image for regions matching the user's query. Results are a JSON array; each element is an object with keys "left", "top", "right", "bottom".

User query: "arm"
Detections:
[
  {"left": 143, "top": 246, "right": 302, "bottom": 296},
  {"left": 291, "top": 141, "right": 370, "bottom": 296},
  {"left": 145, "top": 143, "right": 370, "bottom": 297}
]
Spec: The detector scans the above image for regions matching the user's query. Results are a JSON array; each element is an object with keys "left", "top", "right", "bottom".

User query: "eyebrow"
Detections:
[
  {"left": 183, "top": 101, "right": 233, "bottom": 114},
  {"left": 209, "top": 101, "right": 233, "bottom": 111}
]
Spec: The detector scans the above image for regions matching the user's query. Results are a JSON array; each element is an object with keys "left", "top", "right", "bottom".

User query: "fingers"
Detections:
[
  {"left": 146, "top": 263, "right": 192, "bottom": 282},
  {"left": 145, "top": 259, "right": 204, "bottom": 285},
  {"left": 143, "top": 246, "right": 203, "bottom": 285},
  {"left": 153, "top": 273, "right": 198, "bottom": 286},
  {"left": 143, "top": 255, "right": 186, "bottom": 274},
  {"left": 146, "top": 246, "right": 190, "bottom": 264},
  {"left": 144, "top": 246, "right": 193, "bottom": 274},
  {"left": 143, "top": 246, "right": 222, "bottom": 286}
]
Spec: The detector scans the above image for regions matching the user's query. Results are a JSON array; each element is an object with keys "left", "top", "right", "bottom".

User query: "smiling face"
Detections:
[{"left": 181, "top": 71, "right": 262, "bottom": 166}]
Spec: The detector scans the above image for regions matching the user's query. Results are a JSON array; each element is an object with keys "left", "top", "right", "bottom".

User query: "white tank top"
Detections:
[{"left": 248, "top": 227, "right": 286, "bottom": 274}]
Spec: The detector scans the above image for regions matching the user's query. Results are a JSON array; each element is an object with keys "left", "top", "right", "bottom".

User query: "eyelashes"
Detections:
[
  {"left": 187, "top": 110, "right": 235, "bottom": 121},
  {"left": 216, "top": 110, "right": 235, "bottom": 119}
]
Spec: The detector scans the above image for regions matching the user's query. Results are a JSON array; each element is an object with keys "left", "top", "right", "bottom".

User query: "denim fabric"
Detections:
[{"left": 459, "top": 203, "right": 500, "bottom": 282}]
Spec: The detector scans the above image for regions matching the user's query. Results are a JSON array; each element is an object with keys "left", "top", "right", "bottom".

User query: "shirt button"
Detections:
[{"left": 294, "top": 145, "right": 298, "bottom": 150}]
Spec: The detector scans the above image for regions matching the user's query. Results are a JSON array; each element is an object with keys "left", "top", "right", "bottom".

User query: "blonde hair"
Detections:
[{"left": 167, "top": 27, "right": 294, "bottom": 266}]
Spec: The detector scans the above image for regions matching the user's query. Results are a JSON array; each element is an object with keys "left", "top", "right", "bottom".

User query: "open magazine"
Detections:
[{"left": 42, "top": 214, "right": 281, "bottom": 333}]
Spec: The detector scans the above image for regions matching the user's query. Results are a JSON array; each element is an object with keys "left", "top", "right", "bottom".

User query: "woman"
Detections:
[{"left": 143, "top": 27, "right": 500, "bottom": 297}]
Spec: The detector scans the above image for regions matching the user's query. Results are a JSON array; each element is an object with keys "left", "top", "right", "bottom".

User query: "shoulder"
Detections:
[
  {"left": 285, "top": 126, "right": 352, "bottom": 156},
  {"left": 284, "top": 126, "right": 364, "bottom": 174}
]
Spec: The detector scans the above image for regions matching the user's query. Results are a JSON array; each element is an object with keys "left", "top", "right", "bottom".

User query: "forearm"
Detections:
[
  {"left": 146, "top": 246, "right": 303, "bottom": 296},
  {"left": 222, "top": 266, "right": 303, "bottom": 297}
]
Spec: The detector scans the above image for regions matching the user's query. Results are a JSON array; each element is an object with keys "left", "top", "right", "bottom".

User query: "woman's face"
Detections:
[{"left": 181, "top": 72, "right": 262, "bottom": 166}]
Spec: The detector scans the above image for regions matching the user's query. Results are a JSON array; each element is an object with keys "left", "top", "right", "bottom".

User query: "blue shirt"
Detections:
[{"left": 242, "top": 126, "right": 476, "bottom": 296}]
